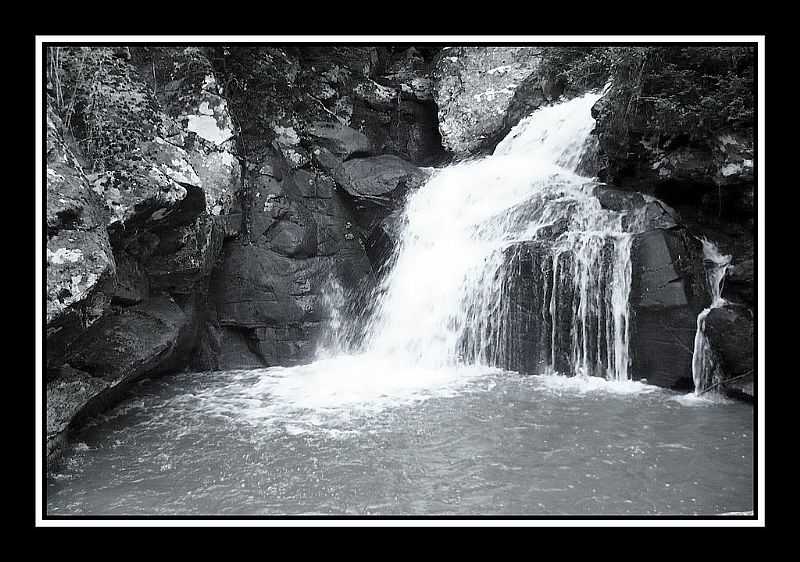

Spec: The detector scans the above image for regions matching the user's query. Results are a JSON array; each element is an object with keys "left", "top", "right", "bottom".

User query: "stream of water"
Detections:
[
  {"left": 46, "top": 91, "right": 753, "bottom": 516},
  {"left": 47, "top": 369, "right": 753, "bottom": 515}
]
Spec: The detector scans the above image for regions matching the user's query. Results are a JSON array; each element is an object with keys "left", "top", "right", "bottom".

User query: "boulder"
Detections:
[
  {"left": 596, "top": 187, "right": 646, "bottom": 212},
  {"left": 305, "top": 121, "right": 374, "bottom": 159},
  {"left": 333, "top": 155, "right": 430, "bottom": 200},
  {"left": 48, "top": 295, "right": 195, "bottom": 464},
  {"left": 46, "top": 365, "right": 110, "bottom": 467},
  {"left": 46, "top": 160, "right": 106, "bottom": 236},
  {"left": 433, "top": 47, "right": 543, "bottom": 156},
  {"left": 628, "top": 228, "right": 708, "bottom": 389},
  {"left": 87, "top": 138, "right": 208, "bottom": 237},
  {"left": 46, "top": 99, "right": 118, "bottom": 369},
  {"left": 594, "top": 187, "right": 678, "bottom": 231},
  {"left": 704, "top": 303, "right": 754, "bottom": 380},
  {"left": 66, "top": 294, "right": 195, "bottom": 380},
  {"left": 46, "top": 225, "right": 117, "bottom": 370},
  {"left": 724, "top": 257, "right": 755, "bottom": 306}
]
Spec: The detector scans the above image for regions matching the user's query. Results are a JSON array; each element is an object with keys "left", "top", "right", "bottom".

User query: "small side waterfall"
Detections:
[
  {"left": 323, "top": 91, "right": 652, "bottom": 381},
  {"left": 691, "top": 239, "right": 732, "bottom": 394}
]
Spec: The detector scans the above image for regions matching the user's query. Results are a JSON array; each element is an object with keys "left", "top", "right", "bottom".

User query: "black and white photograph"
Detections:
[{"left": 36, "top": 35, "right": 764, "bottom": 525}]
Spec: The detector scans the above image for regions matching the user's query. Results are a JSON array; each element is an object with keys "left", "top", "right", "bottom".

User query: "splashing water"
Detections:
[
  {"left": 319, "top": 90, "right": 646, "bottom": 383},
  {"left": 47, "top": 91, "right": 756, "bottom": 517},
  {"left": 691, "top": 239, "right": 733, "bottom": 395}
]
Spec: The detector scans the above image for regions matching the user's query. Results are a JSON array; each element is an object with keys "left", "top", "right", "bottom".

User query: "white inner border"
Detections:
[{"left": 35, "top": 35, "right": 766, "bottom": 527}]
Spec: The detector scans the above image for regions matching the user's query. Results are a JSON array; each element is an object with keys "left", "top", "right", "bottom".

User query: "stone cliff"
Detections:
[{"left": 44, "top": 45, "right": 757, "bottom": 466}]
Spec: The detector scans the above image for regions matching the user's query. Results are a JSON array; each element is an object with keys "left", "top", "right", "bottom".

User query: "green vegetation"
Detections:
[{"left": 539, "top": 46, "right": 755, "bottom": 138}]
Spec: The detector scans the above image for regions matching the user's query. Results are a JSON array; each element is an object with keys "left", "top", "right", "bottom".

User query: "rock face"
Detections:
[
  {"left": 433, "top": 47, "right": 544, "bottom": 156},
  {"left": 333, "top": 155, "right": 430, "bottom": 199},
  {"left": 590, "top": 47, "right": 756, "bottom": 396},
  {"left": 46, "top": 99, "right": 117, "bottom": 370},
  {"left": 628, "top": 228, "right": 709, "bottom": 389},
  {"left": 46, "top": 47, "right": 446, "bottom": 448},
  {"left": 46, "top": 44, "right": 758, "bottom": 467},
  {"left": 704, "top": 303, "right": 755, "bottom": 400},
  {"left": 45, "top": 47, "right": 239, "bottom": 462},
  {"left": 47, "top": 295, "right": 195, "bottom": 467}
]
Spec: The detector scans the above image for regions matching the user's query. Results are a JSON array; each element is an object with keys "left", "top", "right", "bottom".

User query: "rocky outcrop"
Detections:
[
  {"left": 349, "top": 47, "right": 445, "bottom": 166},
  {"left": 47, "top": 295, "right": 196, "bottom": 467},
  {"left": 628, "top": 228, "right": 708, "bottom": 389},
  {"left": 45, "top": 47, "right": 240, "bottom": 462},
  {"left": 179, "top": 46, "right": 447, "bottom": 370},
  {"left": 333, "top": 155, "right": 430, "bottom": 200},
  {"left": 704, "top": 303, "right": 755, "bottom": 401},
  {"left": 195, "top": 150, "right": 374, "bottom": 370},
  {"left": 588, "top": 47, "right": 756, "bottom": 397},
  {"left": 46, "top": 99, "right": 117, "bottom": 370},
  {"left": 433, "top": 47, "right": 545, "bottom": 156}
]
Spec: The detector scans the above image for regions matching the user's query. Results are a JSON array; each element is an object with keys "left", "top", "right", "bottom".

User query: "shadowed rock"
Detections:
[
  {"left": 629, "top": 228, "right": 708, "bottom": 389},
  {"left": 334, "top": 155, "right": 430, "bottom": 200},
  {"left": 48, "top": 295, "right": 196, "bottom": 466}
]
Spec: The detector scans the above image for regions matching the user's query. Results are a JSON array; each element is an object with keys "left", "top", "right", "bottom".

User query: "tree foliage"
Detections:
[
  {"left": 539, "top": 45, "right": 754, "bottom": 140},
  {"left": 605, "top": 46, "right": 755, "bottom": 138}
]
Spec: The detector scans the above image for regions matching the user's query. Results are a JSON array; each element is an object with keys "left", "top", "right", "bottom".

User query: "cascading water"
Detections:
[
  {"left": 48, "top": 92, "right": 756, "bottom": 519},
  {"left": 691, "top": 239, "right": 732, "bottom": 395},
  {"left": 328, "top": 90, "right": 645, "bottom": 381}
]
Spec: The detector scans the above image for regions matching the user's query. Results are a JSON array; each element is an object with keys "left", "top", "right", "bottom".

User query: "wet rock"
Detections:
[
  {"left": 319, "top": 154, "right": 427, "bottom": 271},
  {"left": 212, "top": 244, "right": 298, "bottom": 329},
  {"left": 594, "top": 186, "right": 678, "bottom": 231},
  {"left": 48, "top": 295, "right": 196, "bottom": 465},
  {"left": 67, "top": 294, "right": 195, "bottom": 380},
  {"left": 46, "top": 365, "right": 110, "bottom": 467},
  {"left": 629, "top": 228, "right": 708, "bottom": 389},
  {"left": 720, "top": 372, "right": 755, "bottom": 402},
  {"left": 704, "top": 303, "right": 754, "bottom": 381},
  {"left": 290, "top": 169, "right": 334, "bottom": 200},
  {"left": 213, "top": 326, "right": 269, "bottom": 370},
  {"left": 591, "top": 72, "right": 755, "bottom": 327},
  {"left": 596, "top": 187, "right": 646, "bottom": 212},
  {"left": 724, "top": 258, "right": 755, "bottom": 306},
  {"left": 495, "top": 241, "right": 560, "bottom": 374},
  {"left": 264, "top": 219, "right": 318, "bottom": 259}
]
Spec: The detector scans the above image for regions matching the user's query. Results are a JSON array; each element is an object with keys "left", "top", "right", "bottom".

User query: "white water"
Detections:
[
  {"left": 691, "top": 239, "right": 732, "bottom": 395},
  {"left": 690, "top": 240, "right": 732, "bottom": 395},
  {"left": 322, "top": 91, "right": 647, "bottom": 390},
  {"left": 48, "top": 92, "right": 756, "bottom": 516}
]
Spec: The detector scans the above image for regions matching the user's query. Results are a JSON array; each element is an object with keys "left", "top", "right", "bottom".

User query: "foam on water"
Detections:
[
  {"left": 160, "top": 359, "right": 502, "bottom": 435},
  {"left": 357, "top": 91, "right": 629, "bottom": 373},
  {"left": 691, "top": 238, "right": 733, "bottom": 395},
  {"left": 225, "top": 91, "right": 667, "bottom": 422},
  {"left": 533, "top": 372, "right": 659, "bottom": 396}
]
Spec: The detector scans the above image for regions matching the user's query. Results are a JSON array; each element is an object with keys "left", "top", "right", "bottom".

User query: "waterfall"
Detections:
[
  {"left": 321, "top": 90, "right": 648, "bottom": 381},
  {"left": 691, "top": 239, "right": 732, "bottom": 394}
]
